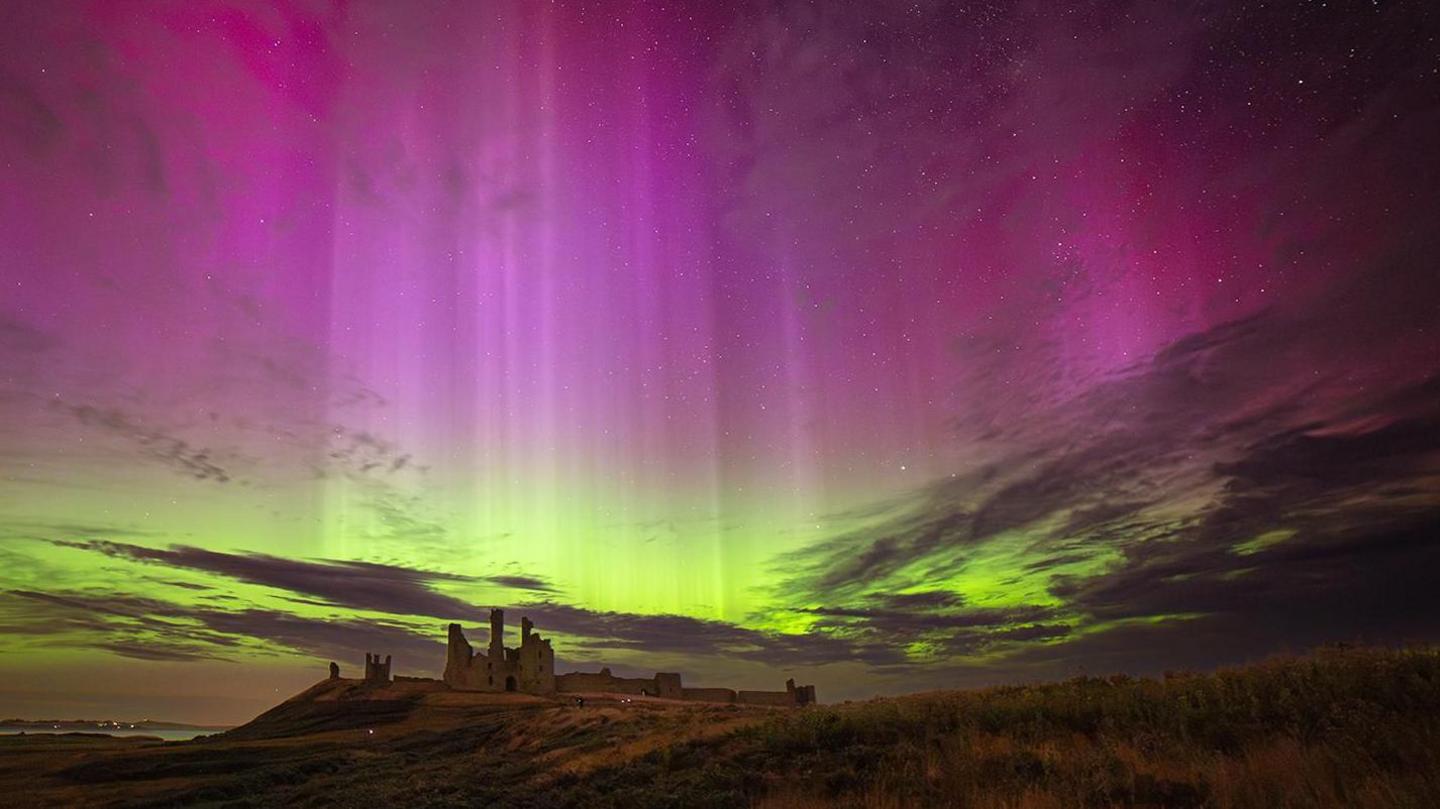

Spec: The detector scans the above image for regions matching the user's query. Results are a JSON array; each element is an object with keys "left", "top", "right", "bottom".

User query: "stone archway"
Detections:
[{"left": 505, "top": 675, "right": 517, "bottom": 692}]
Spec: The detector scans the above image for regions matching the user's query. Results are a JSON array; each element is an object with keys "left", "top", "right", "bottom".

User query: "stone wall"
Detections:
[
  {"left": 681, "top": 687, "right": 738, "bottom": 703},
  {"left": 555, "top": 669, "right": 658, "bottom": 695},
  {"left": 553, "top": 668, "right": 816, "bottom": 706},
  {"left": 655, "top": 672, "right": 683, "bottom": 699}
]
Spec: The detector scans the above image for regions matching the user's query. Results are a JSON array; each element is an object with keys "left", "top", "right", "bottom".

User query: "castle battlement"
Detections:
[
  {"left": 443, "top": 609, "right": 556, "bottom": 694},
  {"left": 364, "top": 652, "right": 392, "bottom": 683},
  {"left": 436, "top": 611, "right": 816, "bottom": 706}
]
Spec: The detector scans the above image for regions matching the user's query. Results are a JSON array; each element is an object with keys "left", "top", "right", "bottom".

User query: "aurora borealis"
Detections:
[{"left": 2, "top": 0, "right": 1439, "bottom": 724}]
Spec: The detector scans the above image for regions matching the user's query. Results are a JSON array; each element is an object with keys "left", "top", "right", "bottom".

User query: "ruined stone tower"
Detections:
[
  {"left": 363, "top": 653, "right": 391, "bottom": 683},
  {"left": 488, "top": 608, "right": 505, "bottom": 660},
  {"left": 443, "top": 610, "right": 555, "bottom": 694}
]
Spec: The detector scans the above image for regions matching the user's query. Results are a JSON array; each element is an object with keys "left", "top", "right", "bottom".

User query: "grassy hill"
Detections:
[{"left": 2, "top": 646, "right": 1438, "bottom": 808}]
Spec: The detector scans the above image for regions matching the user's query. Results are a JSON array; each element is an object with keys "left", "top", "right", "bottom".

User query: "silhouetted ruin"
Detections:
[
  {"left": 436, "top": 611, "right": 816, "bottom": 705},
  {"left": 444, "top": 609, "right": 555, "bottom": 693},
  {"left": 329, "top": 661, "right": 340, "bottom": 680},
  {"left": 363, "top": 652, "right": 391, "bottom": 683},
  {"left": 347, "top": 611, "right": 816, "bottom": 705}
]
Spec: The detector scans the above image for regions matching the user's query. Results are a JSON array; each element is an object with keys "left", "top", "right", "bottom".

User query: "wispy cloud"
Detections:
[
  {"left": 56, "top": 402, "right": 234, "bottom": 483},
  {"left": 1, "top": 589, "right": 442, "bottom": 668},
  {"left": 512, "top": 600, "right": 903, "bottom": 667},
  {"left": 15, "top": 542, "right": 906, "bottom": 670},
  {"left": 764, "top": 292, "right": 1440, "bottom": 673},
  {"left": 49, "top": 540, "right": 552, "bottom": 619}
]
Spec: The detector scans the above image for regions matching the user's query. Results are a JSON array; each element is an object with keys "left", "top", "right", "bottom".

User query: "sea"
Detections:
[{"left": 0, "top": 725, "right": 221, "bottom": 741}]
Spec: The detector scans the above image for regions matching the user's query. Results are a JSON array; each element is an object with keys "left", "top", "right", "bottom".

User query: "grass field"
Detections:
[{"left": 2, "top": 645, "right": 1437, "bottom": 808}]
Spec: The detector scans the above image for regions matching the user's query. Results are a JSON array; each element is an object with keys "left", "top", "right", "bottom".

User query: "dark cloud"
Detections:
[
  {"left": 1060, "top": 500, "right": 1154, "bottom": 537},
  {"left": 0, "top": 67, "right": 63, "bottom": 153},
  {"left": 873, "top": 591, "right": 966, "bottom": 611},
  {"left": 153, "top": 579, "right": 212, "bottom": 592},
  {"left": 3, "top": 583, "right": 904, "bottom": 674},
  {"left": 993, "top": 624, "right": 1072, "bottom": 642},
  {"left": 55, "top": 538, "right": 561, "bottom": 613},
  {"left": 768, "top": 290, "right": 1440, "bottom": 674},
  {"left": 57, "top": 402, "right": 234, "bottom": 483},
  {"left": 96, "top": 641, "right": 219, "bottom": 663},
  {"left": 788, "top": 597, "right": 1064, "bottom": 667},
  {"left": 510, "top": 601, "right": 904, "bottom": 668},
  {"left": 3, "top": 589, "right": 237, "bottom": 663},
  {"left": 800, "top": 604, "right": 1054, "bottom": 632},
  {"left": 0, "top": 519, "right": 156, "bottom": 541},
  {"left": 486, "top": 575, "right": 557, "bottom": 593},
  {"left": 195, "top": 610, "right": 443, "bottom": 667},
  {"left": 806, "top": 508, "right": 974, "bottom": 593},
  {"left": 42, "top": 542, "right": 904, "bottom": 668},
  {"left": 0, "top": 314, "right": 56, "bottom": 353},
  {"left": 1216, "top": 417, "right": 1440, "bottom": 493},
  {"left": 2, "top": 589, "right": 441, "bottom": 671},
  {"left": 9, "top": 589, "right": 178, "bottom": 621},
  {"left": 52, "top": 540, "right": 484, "bottom": 619}
]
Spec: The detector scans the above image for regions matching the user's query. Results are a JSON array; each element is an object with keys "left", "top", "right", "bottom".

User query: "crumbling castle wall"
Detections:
[
  {"left": 682, "top": 687, "right": 738, "bottom": 703},
  {"left": 444, "top": 623, "right": 474, "bottom": 686},
  {"left": 443, "top": 611, "right": 556, "bottom": 694},
  {"left": 552, "top": 667, "right": 815, "bottom": 705},
  {"left": 555, "top": 669, "right": 658, "bottom": 695},
  {"left": 364, "top": 653, "right": 391, "bottom": 683},
  {"left": 431, "top": 616, "right": 815, "bottom": 705},
  {"left": 654, "top": 672, "right": 683, "bottom": 699}
]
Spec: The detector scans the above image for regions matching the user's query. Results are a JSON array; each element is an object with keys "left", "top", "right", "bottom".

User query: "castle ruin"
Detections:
[
  {"left": 443, "top": 609, "right": 556, "bottom": 693},
  {"left": 435, "top": 610, "right": 816, "bottom": 706},
  {"left": 364, "top": 652, "right": 392, "bottom": 683}
]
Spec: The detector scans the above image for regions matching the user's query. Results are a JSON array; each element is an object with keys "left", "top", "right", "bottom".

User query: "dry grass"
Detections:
[
  {"left": 734, "top": 646, "right": 1440, "bottom": 809},
  {"left": 2, "top": 645, "right": 1437, "bottom": 807}
]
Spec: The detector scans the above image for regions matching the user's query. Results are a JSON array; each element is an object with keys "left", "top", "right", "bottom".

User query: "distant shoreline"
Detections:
[
  {"left": 1, "top": 719, "right": 230, "bottom": 731},
  {"left": 0, "top": 721, "right": 230, "bottom": 742}
]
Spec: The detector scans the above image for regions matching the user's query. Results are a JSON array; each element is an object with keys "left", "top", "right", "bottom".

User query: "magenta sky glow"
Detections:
[{"left": 2, "top": 0, "right": 1439, "bottom": 724}]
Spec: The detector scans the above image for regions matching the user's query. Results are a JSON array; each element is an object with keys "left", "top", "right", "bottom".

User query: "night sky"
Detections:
[{"left": 2, "top": 0, "right": 1439, "bottom": 725}]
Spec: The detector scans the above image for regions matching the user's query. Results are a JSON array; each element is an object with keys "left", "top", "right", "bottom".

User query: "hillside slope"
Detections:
[{"left": 2, "top": 647, "right": 1438, "bottom": 808}]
